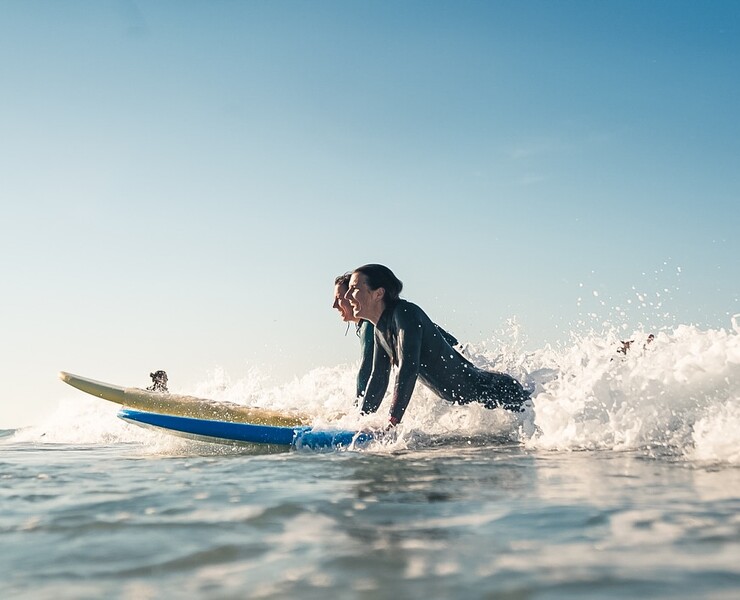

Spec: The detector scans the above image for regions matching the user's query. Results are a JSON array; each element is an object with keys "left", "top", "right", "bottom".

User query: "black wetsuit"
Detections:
[
  {"left": 361, "top": 300, "right": 529, "bottom": 423},
  {"left": 356, "top": 319, "right": 374, "bottom": 399}
]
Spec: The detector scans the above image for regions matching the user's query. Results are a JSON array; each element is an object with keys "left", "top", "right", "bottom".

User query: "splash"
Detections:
[
  {"left": 8, "top": 317, "right": 739, "bottom": 463},
  {"left": 525, "top": 316, "right": 740, "bottom": 463}
]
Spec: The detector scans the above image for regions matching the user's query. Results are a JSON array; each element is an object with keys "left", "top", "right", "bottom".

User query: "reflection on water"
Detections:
[{"left": 1, "top": 442, "right": 738, "bottom": 599}]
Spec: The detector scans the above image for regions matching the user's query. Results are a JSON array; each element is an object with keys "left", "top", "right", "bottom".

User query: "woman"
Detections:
[
  {"left": 333, "top": 273, "right": 374, "bottom": 400},
  {"left": 345, "top": 264, "right": 530, "bottom": 426}
]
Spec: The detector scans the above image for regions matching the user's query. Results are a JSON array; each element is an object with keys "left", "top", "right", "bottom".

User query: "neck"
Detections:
[{"left": 363, "top": 301, "right": 387, "bottom": 326}]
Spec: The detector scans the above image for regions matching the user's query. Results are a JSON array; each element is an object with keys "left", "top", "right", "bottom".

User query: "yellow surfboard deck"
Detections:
[{"left": 59, "top": 371, "right": 310, "bottom": 427}]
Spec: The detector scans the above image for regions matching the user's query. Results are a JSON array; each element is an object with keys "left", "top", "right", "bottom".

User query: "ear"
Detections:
[{"left": 374, "top": 287, "right": 386, "bottom": 301}]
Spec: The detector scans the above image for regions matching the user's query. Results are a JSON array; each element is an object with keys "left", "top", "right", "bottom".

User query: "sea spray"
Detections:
[
  {"left": 527, "top": 319, "right": 739, "bottom": 462},
  {"left": 8, "top": 318, "right": 739, "bottom": 463}
]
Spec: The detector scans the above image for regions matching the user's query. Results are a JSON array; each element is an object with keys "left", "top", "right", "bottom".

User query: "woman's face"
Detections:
[
  {"left": 345, "top": 272, "right": 380, "bottom": 321},
  {"left": 332, "top": 284, "right": 356, "bottom": 322}
]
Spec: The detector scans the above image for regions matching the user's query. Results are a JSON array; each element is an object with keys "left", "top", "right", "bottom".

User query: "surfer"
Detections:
[
  {"left": 345, "top": 264, "right": 530, "bottom": 426},
  {"left": 616, "top": 333, "right": 655, "bottom": 356},
  {"left": 147, "top": 370, "right": 169, "bottom": 393},
  {"left": 333, "top": 273, "right": 374, "bottom": 400},
  {"left": 617, "top": 340, "right": 633, "bottom": 355}
]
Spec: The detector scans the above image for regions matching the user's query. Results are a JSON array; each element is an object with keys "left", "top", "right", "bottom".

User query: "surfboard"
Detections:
[
  {"left": 118, "top": 408, "right": 372, "bottom": 450},
  {"left": 59, "top": 371, "right": 309, "bottom": 427}
]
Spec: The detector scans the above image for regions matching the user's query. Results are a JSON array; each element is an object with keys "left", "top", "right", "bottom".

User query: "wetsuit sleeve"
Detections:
[
  {"left": 356, "top": 322, "right": 374, "bottom": 399},
  {"left": 389, "top": 309, "right": 423, "bottom": 424},
  {"left": 360, "top": 335, "right": 391, "bottom": 415}
]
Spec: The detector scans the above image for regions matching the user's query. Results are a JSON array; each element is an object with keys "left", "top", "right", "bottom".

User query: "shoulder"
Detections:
[{"left": 391, "top": 300, "right": 427, "bottom": 326}]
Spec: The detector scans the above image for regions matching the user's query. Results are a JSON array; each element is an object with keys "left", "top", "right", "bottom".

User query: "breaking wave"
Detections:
[{"left": 8, "top": 316, "right": 739, "bottom": 464}]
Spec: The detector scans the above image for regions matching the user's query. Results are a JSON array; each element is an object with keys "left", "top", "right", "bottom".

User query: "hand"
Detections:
[
  {"left": 379, "top": 416, "right": 399, "bottom": 438},
  {"left": 367, "top": 417, "right": 398, "bottom": 442},
  {"left": 375, "top": 425, "right": 397, "bottom": 443}
]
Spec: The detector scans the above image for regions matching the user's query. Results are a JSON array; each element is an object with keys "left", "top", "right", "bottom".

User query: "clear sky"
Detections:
[{"left": 1, "top": 1, "right": 738, "bottom": 427}]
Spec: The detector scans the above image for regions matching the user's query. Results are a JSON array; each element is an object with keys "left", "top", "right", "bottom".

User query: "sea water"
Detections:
[{"left": 2, "top": 319, "right": 739, "bottom": 599}]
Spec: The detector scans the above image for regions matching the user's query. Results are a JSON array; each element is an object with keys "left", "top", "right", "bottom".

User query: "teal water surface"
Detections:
[{"left": 1, "top": 438, "right": 739, "bottom": 599}]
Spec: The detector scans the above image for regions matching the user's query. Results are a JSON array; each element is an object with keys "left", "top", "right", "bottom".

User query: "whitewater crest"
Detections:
[
  {"left": 8, "top": 318, "right": 739, "bottom": 463},
  {"left": 523, "top": 316, "right": 740, "bottom": 463}
]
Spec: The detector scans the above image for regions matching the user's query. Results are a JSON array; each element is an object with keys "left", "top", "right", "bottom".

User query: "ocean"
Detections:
[{"left": 2, "top": 321, "right": 739, "bottom": 599}]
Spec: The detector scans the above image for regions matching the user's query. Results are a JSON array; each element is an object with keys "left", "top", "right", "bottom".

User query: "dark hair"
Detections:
[
  {"left": 353, "top": 264, "right": 403, "bottom": 305},
  {"left": 334, "top": 272, "right": 351, "bottom": 288}
]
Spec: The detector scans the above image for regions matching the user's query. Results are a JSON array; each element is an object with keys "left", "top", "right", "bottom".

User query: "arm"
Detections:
[
  {"left": 360, "top": 336, "right": 391, "bottom": 415},
  {"left": 388, "top": 310, "right": 423, "bottom": 424},
  {"left": 356, "top": 322, "right": 374, "bottom": 400}
]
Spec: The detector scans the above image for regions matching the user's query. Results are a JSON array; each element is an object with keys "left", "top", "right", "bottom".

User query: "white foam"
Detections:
[
  {"left": 9, "top": 316, "right": 739, "bottom": 463},
  {"left": 525, "top": 318, "right": 740, "bottom": 463}
]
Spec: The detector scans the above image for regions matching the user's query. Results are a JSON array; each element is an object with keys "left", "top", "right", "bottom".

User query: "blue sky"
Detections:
[{"left": 1, "top": 1, "right": 738, "bottom": 426}]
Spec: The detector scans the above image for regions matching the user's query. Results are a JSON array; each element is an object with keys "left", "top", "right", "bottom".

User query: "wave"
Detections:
[
  {"left": 8, "top": 317, "right": 739, "bottom": 464},
  {"left": 520, "top": 317, "right": 740, "bottom": 464}
]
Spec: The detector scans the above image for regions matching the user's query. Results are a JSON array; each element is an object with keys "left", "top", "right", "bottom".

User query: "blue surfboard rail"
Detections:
[{"left": 117, "top": 408, "right": 373, "bottom": 450}]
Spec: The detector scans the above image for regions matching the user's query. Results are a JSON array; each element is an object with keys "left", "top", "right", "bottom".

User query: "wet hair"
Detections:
[
  {"left": 334, "top": 272, "right": 351, "bottom": 289},
  {"left": 353, "top": 264, "right": 403, "bottom": 306}
]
